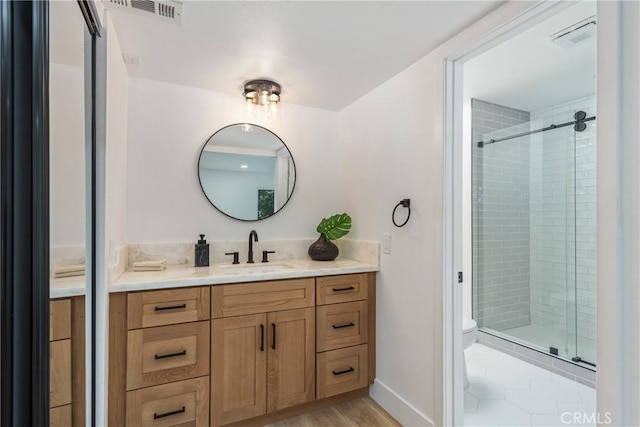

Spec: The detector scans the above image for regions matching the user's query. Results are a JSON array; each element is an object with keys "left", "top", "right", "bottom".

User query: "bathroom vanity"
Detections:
[
  {"left": 108, "top": 262, "right": 376, "bottom": 427},
  {"left": 49, "top": 282, "right": 86, "bottom": 427}
]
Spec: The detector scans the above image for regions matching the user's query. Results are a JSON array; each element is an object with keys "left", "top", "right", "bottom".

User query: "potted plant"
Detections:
[{"left": 308, "top": 213, "right": 352, "bottom": 261}]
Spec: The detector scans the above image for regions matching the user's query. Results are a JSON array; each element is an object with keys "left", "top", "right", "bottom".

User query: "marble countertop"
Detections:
[
  {"left": 51, "top": 275, "right": 86, "bottom": 299},
  {"left": 112, "top": 258, "right": 379, "bottom": 293}
]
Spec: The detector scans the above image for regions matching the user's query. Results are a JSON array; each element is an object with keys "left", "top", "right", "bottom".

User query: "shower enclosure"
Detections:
[{"left": 472, "top": 98, "right": 597, "bottom": 366}]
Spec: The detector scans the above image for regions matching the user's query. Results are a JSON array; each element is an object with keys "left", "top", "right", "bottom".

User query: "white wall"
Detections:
[
  {"left": 338, "top": 53, "right": 443, "bottom": 426},
  {"left": 105, "top": 18, "right": 129, "bottom": 261},
  {"left": 126, "top": 78, "right": 341, "bottom": 243},
  {"left": 50, "top": 63, "right": 86, "bottom": 247}
]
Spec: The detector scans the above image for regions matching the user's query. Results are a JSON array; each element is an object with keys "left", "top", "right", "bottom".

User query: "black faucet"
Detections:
[{"left": 247, "top": 230, "right": 259, "bottom": 263}]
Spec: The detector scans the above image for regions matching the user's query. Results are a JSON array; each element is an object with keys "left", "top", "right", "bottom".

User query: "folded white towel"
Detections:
[
  {"left": 52, "top": 270, "right": 86, "bottom": 279},
  {"left": 53, "top": 264, "right": 85, "bottom": 274},
  {"left": 132, "top": 266, "right": 166, "bottom": 272},
  {"left": 131, "top": 267, "right": 167, "bottom": 272},
  {"left": 132, "top": 259, "right": 167, "bottom": 268}
]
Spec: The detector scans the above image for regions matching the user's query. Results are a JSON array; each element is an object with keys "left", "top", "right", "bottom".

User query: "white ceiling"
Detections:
[
  {"left": 107, "top": 1, "right": 504, "bottom": 111},
  {"left": 464, "top": 1, "right": 596, "bottom": 112}
]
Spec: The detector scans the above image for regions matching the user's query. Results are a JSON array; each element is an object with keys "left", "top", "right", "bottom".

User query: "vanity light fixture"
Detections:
[{"left": 243, "top": 79, "right": 281, "bottom": 107}]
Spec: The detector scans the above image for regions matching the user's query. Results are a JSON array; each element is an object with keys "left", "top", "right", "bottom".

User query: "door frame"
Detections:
[
  {"left": 442, "top": 1, "right": 577, "bottom": 424},
  {"left": 0, "top": 2, "right": 50, "bottom": 425}
]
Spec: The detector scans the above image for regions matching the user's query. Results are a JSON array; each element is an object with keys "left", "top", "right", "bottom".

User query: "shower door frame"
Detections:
[
  {"left": 472, "top": 113, "right": 597, "bottom": 366},
  {"left": 442, "top": 1, "right": 587, "bottom": 425}
]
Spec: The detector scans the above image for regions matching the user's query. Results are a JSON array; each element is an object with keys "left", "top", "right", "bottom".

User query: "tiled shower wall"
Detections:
[
  {"left": 529, "top": 95, "right": 597, "bottom": 359},
  {"left": 472, "top": 99, "right": 531, "bottom": 331}
]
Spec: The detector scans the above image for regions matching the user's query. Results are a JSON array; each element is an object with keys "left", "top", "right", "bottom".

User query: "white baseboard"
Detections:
[{"left": 369, "top": 379, "right": 435, "bottom": 427}]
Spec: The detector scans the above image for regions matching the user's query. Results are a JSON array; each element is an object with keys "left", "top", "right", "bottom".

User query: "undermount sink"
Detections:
[{"left": 218, "top": 262, "right": 295, "bottom": 274}]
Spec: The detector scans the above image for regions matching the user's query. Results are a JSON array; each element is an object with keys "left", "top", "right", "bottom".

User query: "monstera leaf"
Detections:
[{"left": 316, "top": 213, "right": 352, "bottom": 241}]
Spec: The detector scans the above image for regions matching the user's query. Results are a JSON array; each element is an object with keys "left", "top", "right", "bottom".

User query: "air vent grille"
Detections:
[
  {"left": 158, "top": 3, "right": 175, "bottom": 19},
  {"left": 106, "top": 0, "right": 182, "bottom": 25},
  {"left": 550, "top": 16, "right": 596, "bottom": 49},
  {"left": 131, "top": 0, "right": 155, "bottom": 14}
]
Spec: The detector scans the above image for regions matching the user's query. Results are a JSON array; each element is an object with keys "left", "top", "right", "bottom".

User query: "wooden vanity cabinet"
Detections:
[
  {"left": 211, "top": 279, "right": 316, "bottom": 427},
  {"left": 49, "top": 297, "right": 85, "bottom": 427},
  {"left": 109, "top": 273, "right": 376, "bottom": 427}
]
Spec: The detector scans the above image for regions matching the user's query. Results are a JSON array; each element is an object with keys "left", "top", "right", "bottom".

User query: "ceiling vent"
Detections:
[
  {"left": 105, "top": 0, "right": 183, "bottom": 25},
  {"left": 550, "top": 16, "right": 596, "bottom": 48}
]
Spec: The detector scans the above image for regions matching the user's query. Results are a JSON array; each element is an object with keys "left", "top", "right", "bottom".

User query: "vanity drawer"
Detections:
[
  {"left": 126, "top": 377, "right": 209, "bottom": 427},
  {"left": 50, "top": 299, "right": 71, "bottom": 341},
  {"left": 50, "top": 405, "right": 71, "bottom": 427},
  {"left": 127, "top": 287, "right": 210, "bottom": 329},
  {"left": 317, "top": 344, "right": 368, "bottom": 399},
  {"left": 317, "top": 301, "right": 368, "bottom": 352},
  {"left": 316, "top": 274, "right": 368, "bottom": 305},
  {"left": 212, "top": 278, "right": 314, "bottom": 318},
  {"left": 50, "top": 339, "right": 72, "bottom": 408},
  {"left": 127, "top": 321, "right": 210, "bottom": 391}
]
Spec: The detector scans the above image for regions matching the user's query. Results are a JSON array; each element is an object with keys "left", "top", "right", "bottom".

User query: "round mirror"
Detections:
[{"left": 198, "top": 124, "right": 296, "bottom": 221}]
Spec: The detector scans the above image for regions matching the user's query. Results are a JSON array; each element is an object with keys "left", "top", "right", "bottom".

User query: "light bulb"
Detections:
[{"left": 259, "top": 90, "right": 269, "bottom": 106}]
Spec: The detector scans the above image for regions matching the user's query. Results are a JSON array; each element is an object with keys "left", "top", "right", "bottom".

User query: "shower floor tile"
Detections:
[{"left": 464, "top": 343, "right": 596, "bottom": 427}]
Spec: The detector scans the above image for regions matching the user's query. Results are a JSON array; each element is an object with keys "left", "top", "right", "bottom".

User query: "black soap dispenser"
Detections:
[{"left": 195, "top": 234, "right": 209, "bottom": 267}]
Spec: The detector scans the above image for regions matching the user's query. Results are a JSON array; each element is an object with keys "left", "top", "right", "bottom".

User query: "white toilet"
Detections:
[{"left": 462, "top": 317, "right": 478, "bottom": 389}]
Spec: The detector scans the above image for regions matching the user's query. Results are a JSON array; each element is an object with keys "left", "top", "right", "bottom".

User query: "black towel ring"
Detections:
[{"left": 392, "top": 199, "right": 411, "bottom": 228}]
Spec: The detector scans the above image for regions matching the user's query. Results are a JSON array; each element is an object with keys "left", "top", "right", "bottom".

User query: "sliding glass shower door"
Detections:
[{"left": 472, "top": 104, "right": 596, "bottom": 366}]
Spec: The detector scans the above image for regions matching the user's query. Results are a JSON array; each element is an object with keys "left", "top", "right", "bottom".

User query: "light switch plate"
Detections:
[{"left": 382, "top": 233, "right": 391, "bottom": 254}]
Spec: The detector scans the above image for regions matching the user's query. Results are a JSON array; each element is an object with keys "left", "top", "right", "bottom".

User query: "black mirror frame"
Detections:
[{"left": 196, "top": 123, "right": 297, "bottom": 222}]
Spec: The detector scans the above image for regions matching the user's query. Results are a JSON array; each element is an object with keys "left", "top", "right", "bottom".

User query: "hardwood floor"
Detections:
[{"left": 265, "top": 397, "right": 401, "bottom": 427}]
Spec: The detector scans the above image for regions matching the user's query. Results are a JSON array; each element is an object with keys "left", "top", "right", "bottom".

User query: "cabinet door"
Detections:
[
  {"left": 50, "top": 339, "right": 72, "bottom": 408},
  {"left": 212, "top": 314, "right": 267, "bottom": 427},
  {"left": 50, "top": 405, "right": 71, "bottom": 427},
  {"left": 267, "top": 307, "right": 315, "bottom": 412},
  {"left": 50, "top": 299, "right": 71, "bottom": 341}
]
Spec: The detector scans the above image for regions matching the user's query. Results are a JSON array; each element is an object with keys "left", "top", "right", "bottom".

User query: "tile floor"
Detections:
[{"left": 464, "top": 343, "right": 596, "bottom": 427}]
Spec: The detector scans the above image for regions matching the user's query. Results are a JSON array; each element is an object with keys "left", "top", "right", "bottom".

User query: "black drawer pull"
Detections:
[
  {"left": 332, "top": 286, "right": 355, "bottom": 292},
  {"left": 154, "top": 304, "right": 186, "bottom": 311},
  {"left": 332, "top": 322, "right": 355, "bottom": 329},
  {"left": 153, "top": 406, "right": 186, "bottom": 419},
  {"left": 260, "top": 324, "right": 265, "bottom": 352},
  {"left": 154, "top": 350, "right": 187, "bottom": 360},
  {"left": 332, "top": 367, "right": 355, "bottom": 376},
  {"left": 271, "top": 323, "right": 276, "bottom": 350}
]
